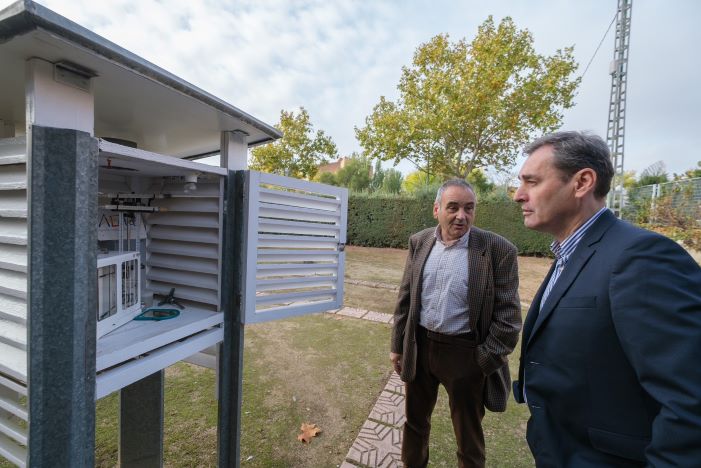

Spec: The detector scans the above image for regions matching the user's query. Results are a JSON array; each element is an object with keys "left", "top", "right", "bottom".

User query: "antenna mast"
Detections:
[{"left": 606, "top": 0, "right": 633, "bottom": 216}]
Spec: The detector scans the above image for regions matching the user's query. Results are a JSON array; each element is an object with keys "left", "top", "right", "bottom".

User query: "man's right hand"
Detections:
[{"left": 390, "top": 352, "right": 402, "bottom": 375}]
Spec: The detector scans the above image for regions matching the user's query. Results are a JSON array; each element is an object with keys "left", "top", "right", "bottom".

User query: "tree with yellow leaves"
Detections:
[
  {"left": 356, "top": 16, "right": 580, "bottom": 179},
  {"left": 250, "top": 107, "right": 337, "bottom": 180}
]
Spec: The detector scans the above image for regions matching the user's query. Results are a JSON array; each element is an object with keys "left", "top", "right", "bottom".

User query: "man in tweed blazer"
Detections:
[{"left": 390, "top": 179, "right": 521, "bottom": 468}]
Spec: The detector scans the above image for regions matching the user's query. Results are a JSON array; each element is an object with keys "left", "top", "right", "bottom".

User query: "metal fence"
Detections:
[{"left": 622, "top": 177, "right": 701, "bottom": 225}]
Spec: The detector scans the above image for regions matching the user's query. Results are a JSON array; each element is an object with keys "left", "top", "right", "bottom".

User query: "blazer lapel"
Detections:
[
  {"left": 411, "top": 230, "right": 437, "bottom": 318},
  {"left": 467, "top": 229, "right": 488, "bottom": 331},
  {"left": 522, "top": 261, "right": 555, "bottom": 345},
  {"left": 526, "top": 210, "right": 617, "bottom": 346},
  {"left": 527, "top": 248, "right": 595, "bottom": 343}
]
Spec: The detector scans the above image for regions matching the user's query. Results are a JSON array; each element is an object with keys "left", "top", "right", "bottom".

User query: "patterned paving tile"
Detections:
[
  {"left": 369, "top": 390, "right": 405, "bottom": 427},
  {"left": 384, "top": 372, "right": 405, "bottom": 396},
  {"left": 337, "top": 307, "right": 368, "bottom": 318},
  {"left": 364, "top": 311, "right": 393, "bottom": 323},
  {"left": 346, "top": 420, "right": 402, "bottom": 467},
  {"left": 343, "top": 311, "right": 407, "bottom": 467},
  {"left": 378, "top": 452, "right": 402, "bottom": 467}
]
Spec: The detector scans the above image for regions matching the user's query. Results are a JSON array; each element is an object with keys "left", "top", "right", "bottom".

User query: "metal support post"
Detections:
[
  {"left": 28, "top": 126, "right": 98, "bottom": 467},
  {"left": 217, "top": 170, "right": 248, "bottom": 467},
  {"left": 119, "top": 371, "right": 164, "bottom": 467}
]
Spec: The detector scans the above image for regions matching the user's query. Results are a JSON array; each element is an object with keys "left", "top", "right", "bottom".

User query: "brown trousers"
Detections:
[{"left": 403, "top": 326, "right": 486, "bottom": 468}]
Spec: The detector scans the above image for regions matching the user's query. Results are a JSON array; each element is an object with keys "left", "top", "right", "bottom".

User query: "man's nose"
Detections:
[{"left": 513, "top": 186, "right": 525, "bottom": 203}]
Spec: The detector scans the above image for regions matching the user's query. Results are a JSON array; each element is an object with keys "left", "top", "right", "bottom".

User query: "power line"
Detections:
[{"left": 580, "top": 12, "right": 617, "bottom": 79}]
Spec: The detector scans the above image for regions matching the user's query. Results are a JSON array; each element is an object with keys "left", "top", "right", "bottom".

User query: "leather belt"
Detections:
[{"left": 417, "top": 325, "right": 477, "bottom": 345}]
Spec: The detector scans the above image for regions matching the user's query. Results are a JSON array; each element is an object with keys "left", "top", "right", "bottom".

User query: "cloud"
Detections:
[{"left": 1, "top": 0, "right": 699, "bottom": 176}]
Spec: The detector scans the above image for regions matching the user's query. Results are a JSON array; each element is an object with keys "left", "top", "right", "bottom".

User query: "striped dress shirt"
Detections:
[{"left": 539, "top": 207, "right": 609, "bottom": 310}]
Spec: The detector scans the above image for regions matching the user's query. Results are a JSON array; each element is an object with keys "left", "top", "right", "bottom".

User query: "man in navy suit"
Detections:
[{"left": 512, "top": 131, "right": 701, "bottom": 467}]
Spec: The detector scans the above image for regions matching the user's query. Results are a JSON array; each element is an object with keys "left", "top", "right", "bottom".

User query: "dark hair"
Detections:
[
  {"left": 435, "top": 179, "right": 475, "bottom": 204},
  {"left": 524, "top": 131, "right": 614, "bottom": 198}
]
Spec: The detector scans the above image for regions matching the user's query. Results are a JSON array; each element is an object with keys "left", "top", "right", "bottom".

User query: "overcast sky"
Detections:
[{"left": 7, "top": 0, "right": 700, "bottom": 178}]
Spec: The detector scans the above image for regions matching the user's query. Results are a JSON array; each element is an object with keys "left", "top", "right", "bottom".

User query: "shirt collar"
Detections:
[
  {"left": 434, "top": 225, "right": 470, "bottom": 248},
  {"left": 550, "top": 207, "right": 609, "bottom": 261}
]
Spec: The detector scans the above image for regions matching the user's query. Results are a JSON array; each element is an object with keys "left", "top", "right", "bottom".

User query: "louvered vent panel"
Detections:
[
  {"left": 147, "top": 181, "right": 223, "bottom": 311},
  {"left": 243, "top": 172, "right": 347, "bottom": 323},
  {"left": 0, "top": 138, "right": 28, "bottom": 467}
]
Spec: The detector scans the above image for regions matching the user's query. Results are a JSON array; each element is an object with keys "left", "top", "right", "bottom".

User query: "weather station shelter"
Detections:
[{"left": 0, "top": 1, "right": 348, "bottom": 466}]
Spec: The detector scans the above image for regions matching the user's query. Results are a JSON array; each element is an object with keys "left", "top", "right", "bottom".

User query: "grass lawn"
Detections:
[
  {"left": 93, "top": 314, "right": 393, "bottom": 467},
  {"left": 0, "top": 246, "right": 549, "bottom": 468},
  {"left": 343, "top": 245, "right": 407, "bottom": 286}
]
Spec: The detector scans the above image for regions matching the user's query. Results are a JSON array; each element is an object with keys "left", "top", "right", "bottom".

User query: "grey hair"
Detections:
[
  {"left": 524, "top": 131, "right": 614, "bottom": 199},
  {"left": 435, "top": 179, "right": 475, "bottom": 204}
]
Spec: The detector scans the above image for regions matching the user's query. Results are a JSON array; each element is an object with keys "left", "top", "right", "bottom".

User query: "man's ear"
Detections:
[
  {"left": 433, "top": 202, "right": 440, "bottom": 219},
  {"left": 573, "top": 168, "right": 597, "bottom": 198}
]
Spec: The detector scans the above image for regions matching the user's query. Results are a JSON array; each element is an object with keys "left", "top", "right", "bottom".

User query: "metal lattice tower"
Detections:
[{"left": 606, "top": 0, "right": 633, "bottom": 216}]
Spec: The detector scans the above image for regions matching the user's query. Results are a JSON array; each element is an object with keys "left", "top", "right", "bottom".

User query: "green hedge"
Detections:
[{"left": 347, "top": 194, "right": 552, "bottom": 255}]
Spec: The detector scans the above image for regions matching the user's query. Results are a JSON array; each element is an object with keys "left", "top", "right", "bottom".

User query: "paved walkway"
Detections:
[
  {"left": 328, "top": 301, "right": 531, "bottom": 467},
  {"left": 327, "top": 307, "right": 405, "bottom": 467}
]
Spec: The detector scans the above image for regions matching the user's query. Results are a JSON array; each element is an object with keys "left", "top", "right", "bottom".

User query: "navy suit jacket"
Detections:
[{"left": 514, "top": 210, "right": 701, "bottom": 467}]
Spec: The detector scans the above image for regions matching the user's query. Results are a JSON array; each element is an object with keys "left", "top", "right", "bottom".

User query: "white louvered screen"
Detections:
[
  {"left": 243, "top": 171, "right": 347, "bottom": 324},
  {"left": 146, "top": 179, "right": 223, "bottom": 311},
  {"left": 0, "top": 137, "right": 28, "bottom": 467}
]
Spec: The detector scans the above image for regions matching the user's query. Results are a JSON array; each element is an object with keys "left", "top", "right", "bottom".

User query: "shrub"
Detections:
[
  {"left": 347, "top": 194, "right": 552, "bottom": 255},
  {"left": 316, "top": 171, "right": 338, "bottom": 186},
  {"left": 624, "top": 182, "right": 701, "bottom": 250}
]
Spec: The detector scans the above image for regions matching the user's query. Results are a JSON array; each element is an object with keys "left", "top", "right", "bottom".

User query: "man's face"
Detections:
[
  {"left": 514, "top": 145, "right": 577, "bottom": 236},
  {"left": 433, "top": 186, "right": 476, "bottom": 242}
]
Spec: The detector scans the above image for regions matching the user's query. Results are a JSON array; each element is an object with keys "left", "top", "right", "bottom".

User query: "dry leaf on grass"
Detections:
[{"left": 297, "top": 422, "right": 321, "bottom": 443}]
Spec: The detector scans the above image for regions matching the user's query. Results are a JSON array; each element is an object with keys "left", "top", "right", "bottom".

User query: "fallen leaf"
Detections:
[{"left": 297, "top": 422, "right": 321, "bottom": 443}]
